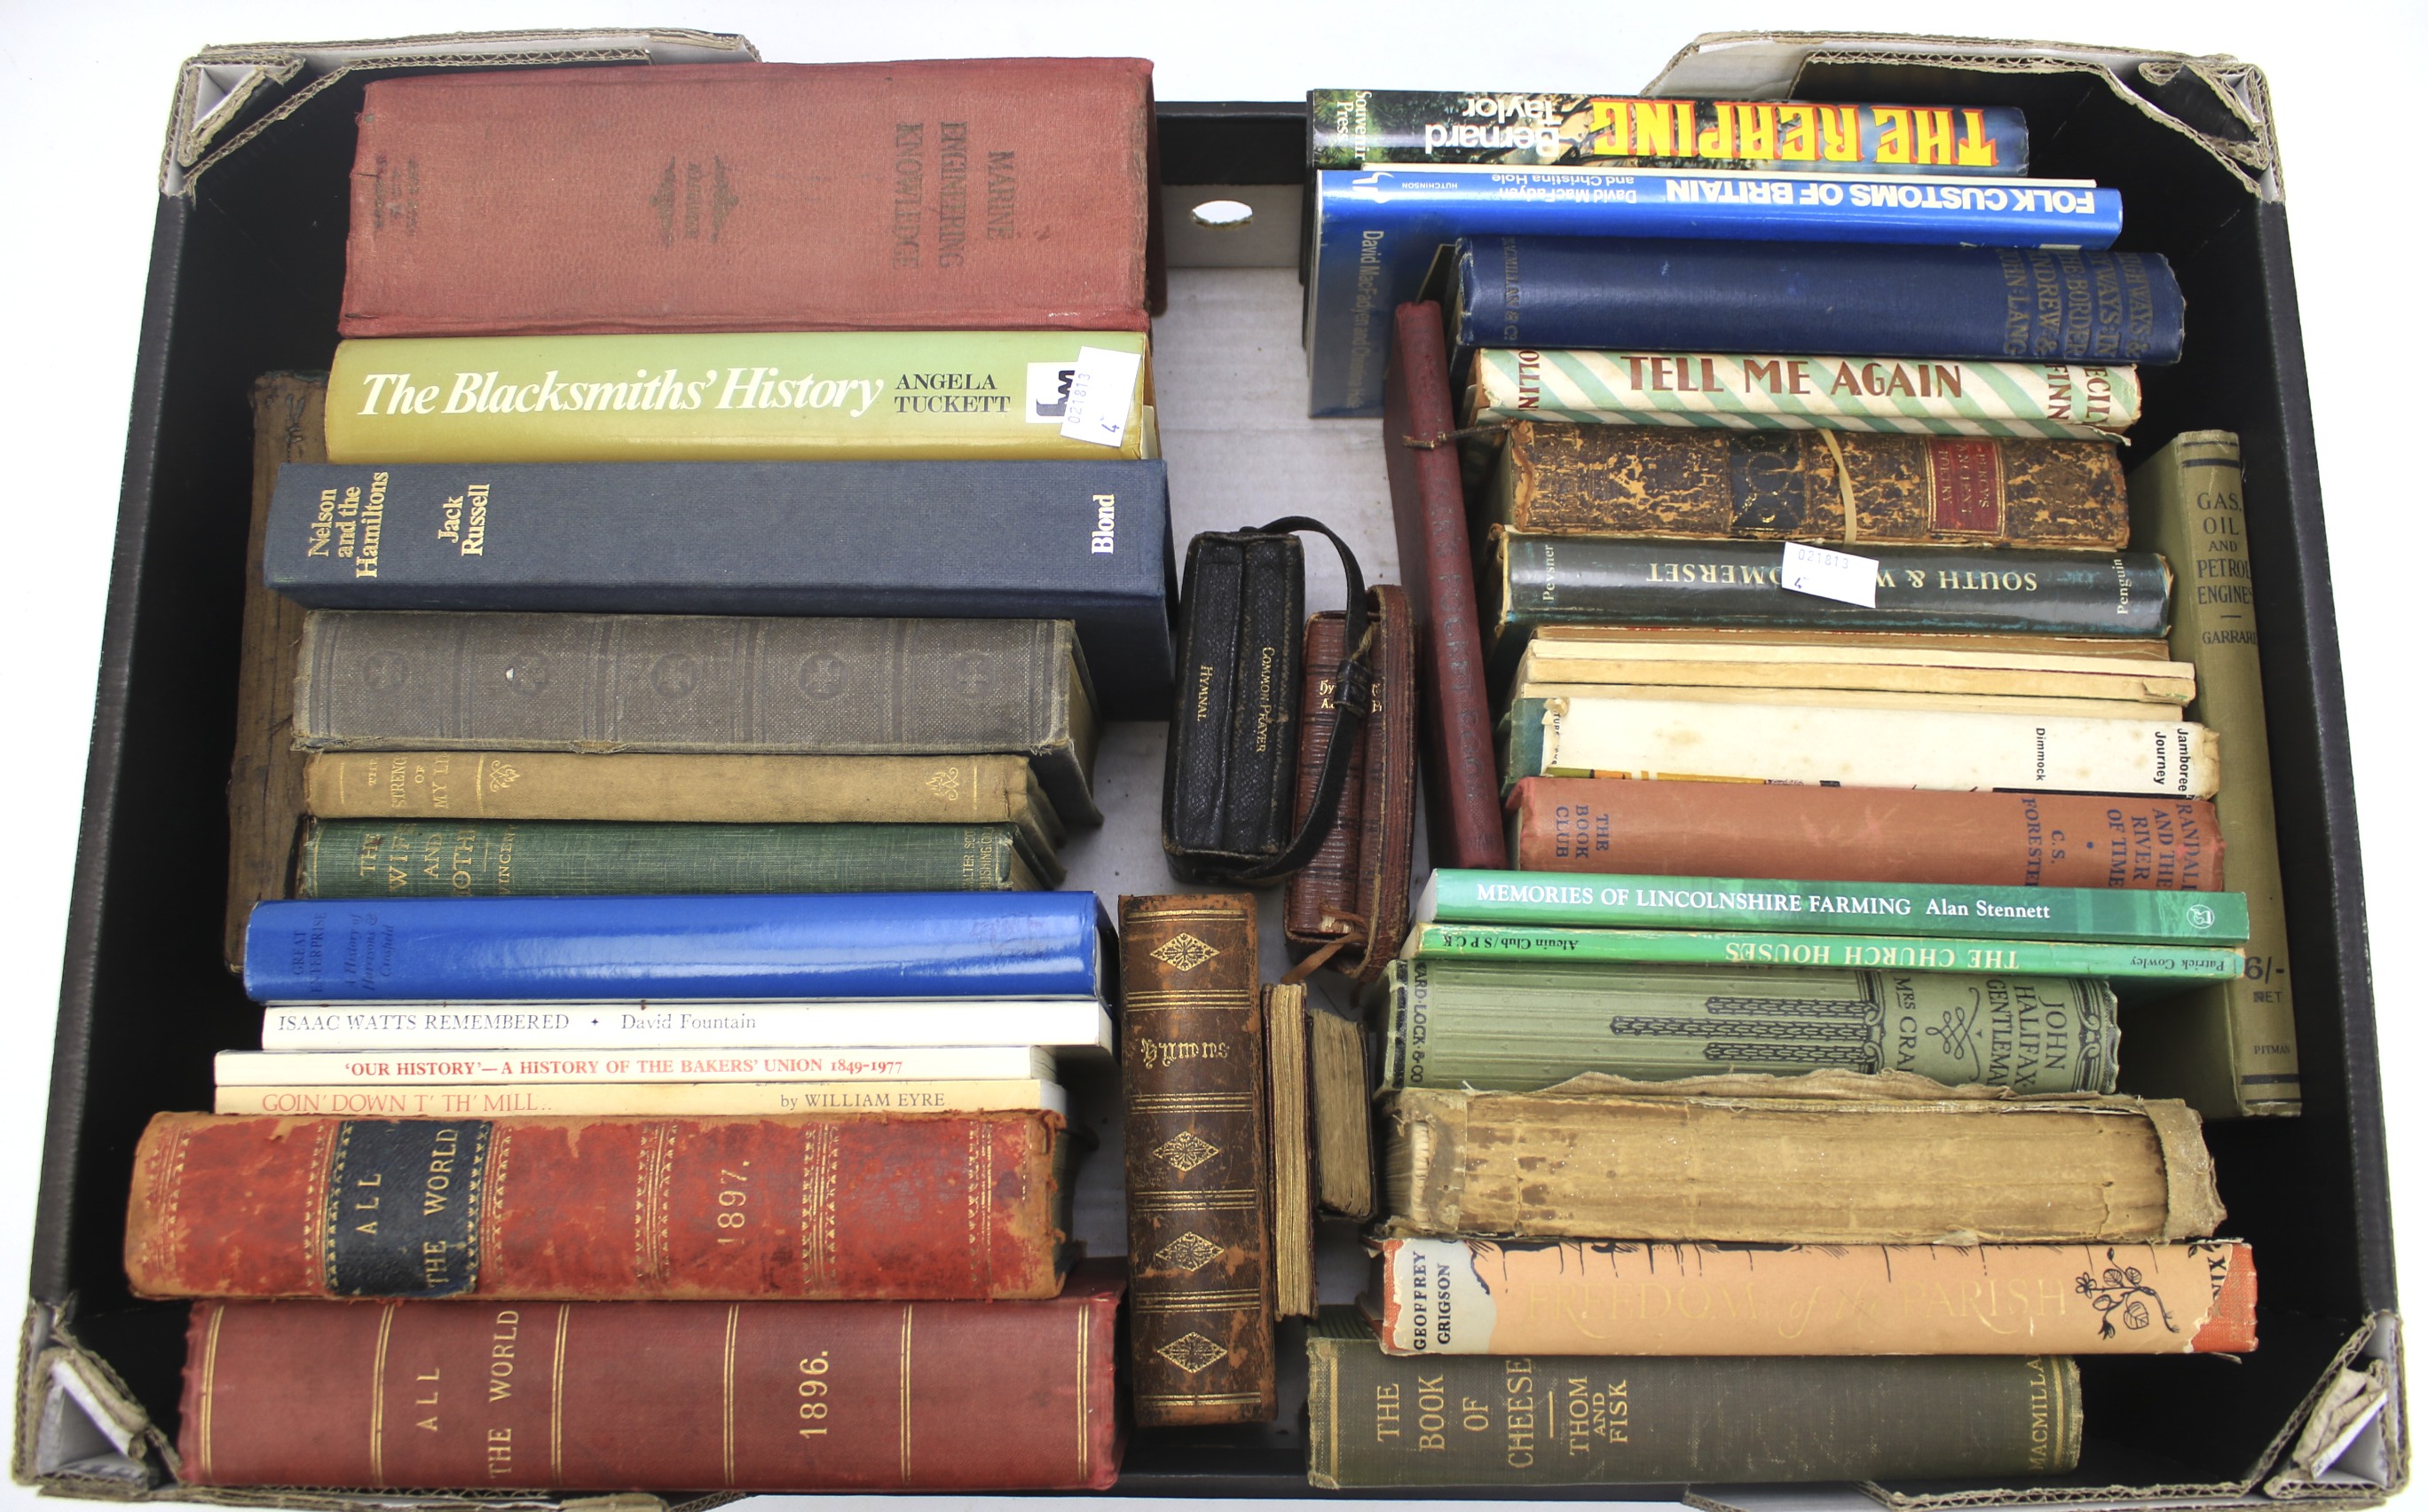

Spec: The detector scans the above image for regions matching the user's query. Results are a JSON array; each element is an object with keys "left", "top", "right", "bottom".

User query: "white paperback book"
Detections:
[
  {"left": 213, "top": 1077, "right": 1068, "bottom": 1119},
  {"left": 256, "top": 1000, "right": 1115, "bottom": 1055},
  {"left": 215, "top": 1043, "right": 1059, "bottom": 1085}
]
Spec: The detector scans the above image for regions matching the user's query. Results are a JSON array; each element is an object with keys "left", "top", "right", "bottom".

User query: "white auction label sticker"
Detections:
[
  {"left": 1779, "top": 541, "right": 1880, "bottom": 608},
  {"left": 1059, "top": 346, "right": 1142, "bottom": 447}
]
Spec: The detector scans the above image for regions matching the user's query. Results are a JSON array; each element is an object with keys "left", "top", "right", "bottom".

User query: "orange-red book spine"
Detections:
[
  {"left": 1509, "top": 777, "right": 2225, "bottom": 891},
  {"left": 341, "top": 61, "right": 1154, "bottom": 338},
  {"left": 1385, "top": 301, "right": 1506, "bottom": 868},
  {"left": 125, "top": 1110, "right": 1067, "bottom": 1302},
  {"left": 177, "top": 1264, "right": 1124, "bottom": 1492}
]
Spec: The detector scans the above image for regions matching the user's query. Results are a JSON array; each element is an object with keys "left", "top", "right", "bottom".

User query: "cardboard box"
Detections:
[{"left": 17, "top": 28, "right": 2402, "bottom": 1508}]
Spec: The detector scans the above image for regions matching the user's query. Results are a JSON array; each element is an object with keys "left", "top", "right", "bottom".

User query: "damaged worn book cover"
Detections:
[
  {"left": 1380, "top": 1071, "right": 2223, "bottom": 1245},
  {"left": 1117, "top": 894, "right": 1277, "bottom": 1423},
  {"left": 1486, "top": 420, "right": 2130, "bottom": 547},
  {"left": 1368, "top": 1236, "right": 2256, "bottom": 1355}
]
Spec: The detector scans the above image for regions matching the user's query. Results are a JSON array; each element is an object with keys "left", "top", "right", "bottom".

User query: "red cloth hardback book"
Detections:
[
  {"left": 125, "top": 1109, "right": 1068, "bottom": 1302},
  {"left": 177, "top": 1263, "right": 1125, "bottom": 1492},
  {"left": 341, "top": 59, "right": 1155, "bottom": 337}
]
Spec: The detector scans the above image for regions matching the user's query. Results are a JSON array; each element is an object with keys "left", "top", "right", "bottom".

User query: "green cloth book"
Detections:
[
  {"left": 1401, "top": 921, "right": 2243, "bottom": 986},
  {"left": 1417, "top": 867, "right": 2247, "bottom": 943},
  {"left": 2123, "top": 431, "right": 2301, "bottom": 1118},
  {"left": 1305, "top": 1309, "right": 2081, "bottom": 1488},
  {"left": 296, "top": 819, "right": 1040, "bottom": 898},
  {"left": 1381, "top": 957, "right": 2118, "bottom": 1093}
]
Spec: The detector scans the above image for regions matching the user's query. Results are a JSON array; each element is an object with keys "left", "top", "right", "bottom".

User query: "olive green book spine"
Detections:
[
  {"left": 2124, "top": 432, "right": 2300, "bottom": 1118},
  {"left": 1305, "top": 1311, "right": 2080, "bottom": 1488},
  {"left": 325, "top": 330, "right": 1153, "bottom": 462},
  {"left": 291, "top": 611, "right": 1102, "bottom": 826},
  {"left": 296, "top": 820, "right": 1037, "bottom": 898},
  {"left": 303, "top": 751, "right": 1066, "bottom": 884},
  {"left": 1383, "top": 958, "right": 2119, "bottom": 1093}
]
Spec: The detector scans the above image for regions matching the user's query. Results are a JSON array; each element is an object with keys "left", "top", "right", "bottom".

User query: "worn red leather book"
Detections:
[
  {"left": 341, "top": 60, "right": 1155, "bottom": 337},
  {"left": 1510, "top": 777, "right": 2227, "bottom": 891},
  {"left": 125, "top": 1110, "right": 1067, "bottom": 1302},
  {"left": 1384, "top": 302, "right": 1505, "bottom": 868},
  {"left": 177, "top": 1262, "right": 1123, "bottom": 1492},
  {"left": 1285, "top": 588, "right": 1419, "bottom": 984}
]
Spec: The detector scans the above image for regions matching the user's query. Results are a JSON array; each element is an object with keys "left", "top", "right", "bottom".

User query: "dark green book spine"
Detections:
[
  {"left": 296, "top": 820, "right": 1031, "bottom": 898},
  {"left": 1490, "top": 535, "right": 2170, "bottom": 673},
  {"left": 1305, "top": 1311, "right": 2079, "bottom": 1487}
]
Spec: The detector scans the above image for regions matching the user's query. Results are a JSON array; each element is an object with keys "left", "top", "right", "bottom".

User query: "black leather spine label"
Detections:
[{"left": 321, "top": 1119, "right": 493, "bottom": 1296}]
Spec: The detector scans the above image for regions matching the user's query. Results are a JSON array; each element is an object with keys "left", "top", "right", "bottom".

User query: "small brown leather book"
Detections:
[
  {"left": 1117, "top": 893, "right": 1277, "bottom": 1425},
  {"left": 1284, "top": 586, "right": 1418, "bottom": 983}
]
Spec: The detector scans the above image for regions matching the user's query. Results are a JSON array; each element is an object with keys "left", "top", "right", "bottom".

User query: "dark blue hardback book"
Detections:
[
  {"left": 241, "top": 892, "right": 1111, "bottom": 1003},
  {"left": 1444, "top": 236, "right": 2186, "bottom": 370},
  {"left": 1305, "top": 167, "right": 2125, "bottom": 417},
  {"left": 263, "top": 460, "right": 1176, "bottom": 718}
]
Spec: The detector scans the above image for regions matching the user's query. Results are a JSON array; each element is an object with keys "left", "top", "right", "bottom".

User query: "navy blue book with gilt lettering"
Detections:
[
  {"left": 1445, "top": 237, "right": 2186, "bottom": 368},
  {"left": 263, "top": 460, "right": 1176, "bottom": 717}
]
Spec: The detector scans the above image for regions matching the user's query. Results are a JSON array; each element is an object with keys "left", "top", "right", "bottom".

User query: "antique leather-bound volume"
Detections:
[
  {"left": 292, "top": 612, "right": 1102, "bottom": 826},
  {"left": 1264, "top": 983, "right": 1317, "bottom": 1320},
  {"left": 124, "top": 1108, "right": 1068, "bottom": 1301},
  {"left": 342, "top": 60, "right": 1155, "bottom": 337},
  {"left": 1282, "top": 587, "right": 1415, "bottom": 981},
  {"left": 1508, "top": 777, "right": 2226, "bottom": 890},
  {"left": 1117, "top": 893, "right": 1277, "bottom": 1423},
  {"left": 1384, "top": 302, "right": 1506, "bottom": 868},
  {"left": 177, "top": 1262, "right": 1125, "bottom": 1492},
  {"left": 1490, "top": 420, "right": 2130, "bottom": 547},
  {"left": 223, "top": 373, "right": 325, "bottom": 970}
]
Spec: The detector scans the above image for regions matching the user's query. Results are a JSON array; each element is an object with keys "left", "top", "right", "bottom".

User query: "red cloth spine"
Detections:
[
  {"left": 177, "top": 1264, "right": 1124, "bottom": 1491},
  {"left": 1384, "top": 302, "right": 1506, "bottom": 868},
  {"left": 341, "top": 61, "right": 1153, "bottom": 337},
  {"left": 1509, "top": 778, "right": 2227, "bottom": 891},
  {"left": 125, "top": 1110, "right": 1066, "bottom": 1301}
]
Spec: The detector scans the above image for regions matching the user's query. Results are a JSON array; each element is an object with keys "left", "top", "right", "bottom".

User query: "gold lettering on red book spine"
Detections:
[
  {"left": 799, "top": 1124, "right": 840, "bottom": 1291},
  {"left": 548, "top": 1304, "right": 568, "bottom": 1482},
  {"left": 721, "top": 1303, "right": 739, "bottom": 1486},
  {"left": 368, "top": 1304, "right": 396, "bottom": 1483},
  {"left": 898, "top": 1305, "right": 915, "bottom": 1484}
]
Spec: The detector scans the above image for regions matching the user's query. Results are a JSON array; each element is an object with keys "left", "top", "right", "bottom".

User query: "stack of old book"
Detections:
[
  {"left": 1345, "top": 87, "right": 2295, "bottom": 1494},
  {"left": 185, "top": 57, "right": 1169, "bottom": 1494}
]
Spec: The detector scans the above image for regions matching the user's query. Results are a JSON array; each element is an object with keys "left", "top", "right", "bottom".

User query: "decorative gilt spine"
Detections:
[{"left": 1117, "top": 894, "right": 1277, "bottom": 1425}]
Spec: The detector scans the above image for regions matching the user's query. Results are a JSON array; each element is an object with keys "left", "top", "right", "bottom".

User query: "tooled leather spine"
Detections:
[
  {"left": 1117, "top": 894, "right": 1276, "bottom": 1424},
  {"left": 1284, "top": 614, "right": 1368, "bottom": 948}
]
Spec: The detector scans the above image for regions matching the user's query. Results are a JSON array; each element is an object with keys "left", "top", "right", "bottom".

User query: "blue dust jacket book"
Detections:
[
  {"left": 1304, "top": 166, "right": 2125, "bottom": 417},
  {"left": 241, "top": 891, "right": 1112, "bottom": 1004},
  {"left": 262, "top": 460, "right": 1176, "bottom": 719},
  {"left": 1444, "top": 236, "right": 2186, "bottom": 371}
]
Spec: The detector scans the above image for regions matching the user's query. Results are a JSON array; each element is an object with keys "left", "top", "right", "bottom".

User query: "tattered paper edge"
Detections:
[
  {"left": 161, "top": 30, "right": 760, "bottom": 197},
  {"left": 1379, "top": 1071, "right": 2225, "bottom": 1244},
  {"left": 1645, "top": 30, "right": 2280, "bottom": 201}
]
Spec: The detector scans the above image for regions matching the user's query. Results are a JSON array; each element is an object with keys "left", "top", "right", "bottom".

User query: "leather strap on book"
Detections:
[{"left": 1232, "top": 517, "right": 1372, "bottom": 883}]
